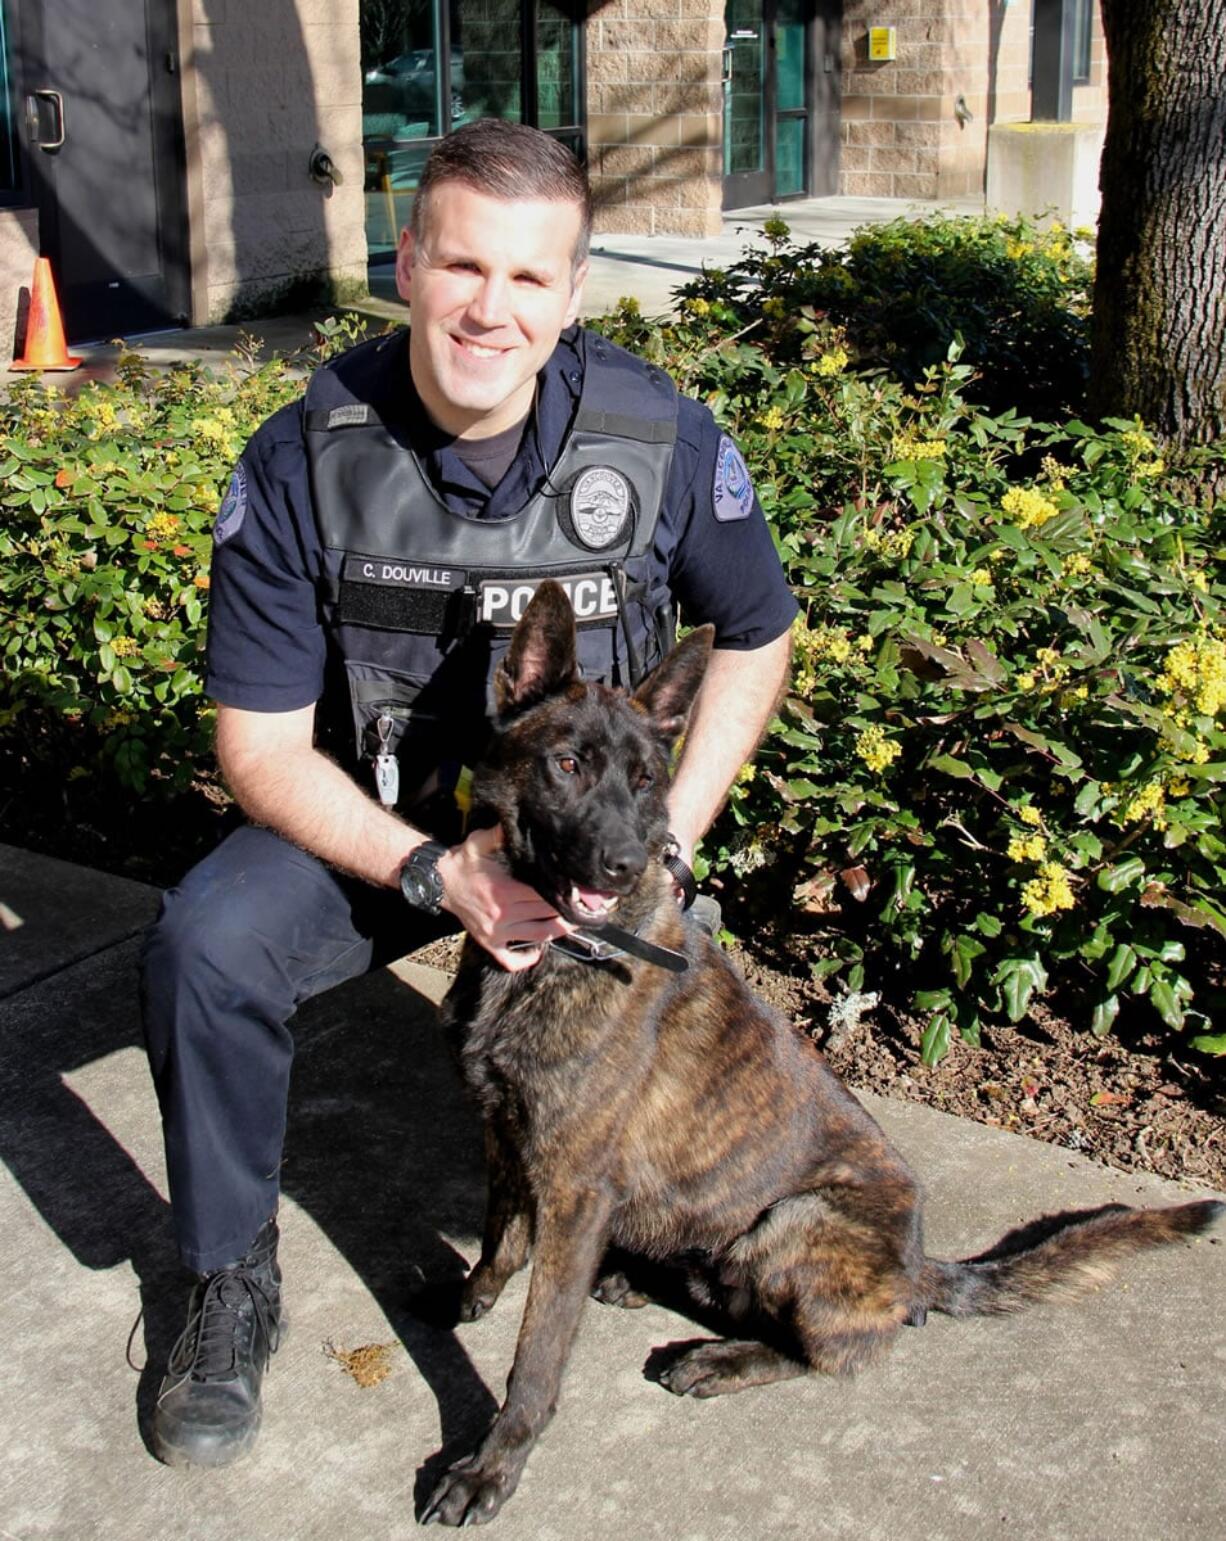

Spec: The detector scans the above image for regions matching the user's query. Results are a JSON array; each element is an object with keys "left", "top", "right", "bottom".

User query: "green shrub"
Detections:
[
  {"left": 0, "top": 336, "right": 322, "bottom": 795},
  {"left": 596, "top": 293, "right": 1224, "bottom": 1061},
  {"left": 670, "top": 212, "right": 1093, "bottom": 421}
]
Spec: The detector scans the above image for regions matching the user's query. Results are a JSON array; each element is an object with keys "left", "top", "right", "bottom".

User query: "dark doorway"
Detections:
[
  {"left": 18, "top": 0, "right": 189, "bottom": 341},
  {"left": 721, "top": 0, "right": 841, "bottom": 210}
]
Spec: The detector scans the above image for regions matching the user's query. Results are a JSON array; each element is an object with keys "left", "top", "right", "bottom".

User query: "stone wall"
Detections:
[
  {"left": 0, "top": 209, "right": 41, "bottom": 364},
  {"left": 586, "top": 0, "right": 724, "bottom": 238},
  {"left": 837, "top": 1, "right": 1105, "bottom": 202},
  {"left": 182, "top": 0, "right": 367, "bottom": 324}
]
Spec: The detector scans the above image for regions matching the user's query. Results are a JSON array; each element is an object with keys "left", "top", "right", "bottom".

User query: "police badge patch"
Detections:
[
  {"left": 566, "top": 466, "right": 633, "bottom": 551},
  {"left": 712, "top": 435, "right": 754, "bottom": 522},
  {"left": 213, "top": 463, "right": 248, "bottom": 546}
]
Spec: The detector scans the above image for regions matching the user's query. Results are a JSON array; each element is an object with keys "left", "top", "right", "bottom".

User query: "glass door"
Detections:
[
  {"left": 722, "top": 0, "right": 815, "bottom": 211},
  {"left": 722, "top": 0, "right": 769, "bottom": 208}
]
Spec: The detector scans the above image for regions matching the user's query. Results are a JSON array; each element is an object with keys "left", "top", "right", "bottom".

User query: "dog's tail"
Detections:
[{"left": 919, "top": 1199, "right": 1223, "bottom": 1318}]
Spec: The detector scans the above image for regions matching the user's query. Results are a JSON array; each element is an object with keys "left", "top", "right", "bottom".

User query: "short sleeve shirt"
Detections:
[{"left": 205, "top": 328, "right": 798, "bottom": 712}]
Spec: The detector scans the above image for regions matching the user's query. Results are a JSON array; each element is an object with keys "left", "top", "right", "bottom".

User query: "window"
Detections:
[
  {"left": 361, "top": 0, "right": 584, "bottom": 260},
  {"left": 1, "top": 0, "right": 23, "bottom": 202},
  {"left": 1073, "top": 0, "right": 1093, "bottom": 85}
]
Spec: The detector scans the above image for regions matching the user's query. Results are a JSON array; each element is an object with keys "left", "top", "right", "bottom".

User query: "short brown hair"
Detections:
[{"left": 410, "top": 120, "right": 592, "bottom": 272}]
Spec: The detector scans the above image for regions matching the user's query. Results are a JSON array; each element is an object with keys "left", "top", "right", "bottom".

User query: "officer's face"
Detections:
[{"left": 396, "top": 183, "right": 588, "bottom": 440}]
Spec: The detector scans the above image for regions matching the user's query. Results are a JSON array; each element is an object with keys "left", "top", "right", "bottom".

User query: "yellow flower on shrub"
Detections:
[
  {"left": 1135, "top": 458, "right": 1165, "bottom": 479},
  {"left": 863, "top": 525, "right": 916, "bottom": 560},
  {"left": 147, "top": 512, "right": 180, "bottom": 540},
  {"left": 763, "top": 297, "right": 786, "bottom": 320},
  {"left": 816, "top": 346, "right": 849, "bottom": 376},
  {"left": 1021, "top": 863, "right": 1076, "bottom": 918},
  {"left": 111, "top": 636, "right": 139, "bottom": 658},
  {"left": 685, "top": 297, "right": 710, "bottom": 318},
  {"left": 1005, "top": 238, "right": 1034, "bottom": 260},
  {"left": 759, "top": 405, "right": 786, "bottom": 432},
  {"left": 1120, "top": 780, "right": 1167, "bottom": 830},
  {"left": 855, "top": 723, "right": 901, "bottom": 774},
  {"left": 1007, "top": 833, "right": 1047, "bottom": 863},
  {"left": 1001, "top": 486, "right": 1059, "bottom": 529},
  {"left": 1016, "top": 671, "right": 1038, "bottom": 691},
  {"left": 1158, "top": 633, "right": 1226, "bottom": 717},
  {"left": 969, "top": 569, "right": 992, "bottom": 586},
  {"left": 1063, "top": 552, "right": 1092, "bottom": 576},
  {"left": 1018, "top": 805, "right": 1042, "bottom": 827},
  {"left": 891, "top": 435, "right": 947, "bottom": 461}
]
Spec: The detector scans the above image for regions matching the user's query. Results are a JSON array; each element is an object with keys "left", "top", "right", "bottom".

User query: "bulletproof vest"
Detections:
[{"left": 303, "top": 328, "right": 679, "bottom": 827}]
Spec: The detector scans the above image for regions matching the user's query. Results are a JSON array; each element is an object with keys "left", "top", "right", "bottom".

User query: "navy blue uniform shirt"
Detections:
[{"left": 205, "top": 327, "right": 798, "bottom": 712}]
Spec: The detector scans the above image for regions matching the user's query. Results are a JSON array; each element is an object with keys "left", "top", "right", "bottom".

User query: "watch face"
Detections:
[{"left": 402, "top": 845, "right": 445, "bottom": 913}]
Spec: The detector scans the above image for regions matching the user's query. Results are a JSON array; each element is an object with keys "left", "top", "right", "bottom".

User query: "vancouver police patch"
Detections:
[
  {"left": 213, "top": 463, "right": 248, "bottom": 546},
  {"left": 712, "top": 435, "right": 754, "bottom": 522},
  {"left": 567, "top": 466, "right": 632, "bottom": 551}
]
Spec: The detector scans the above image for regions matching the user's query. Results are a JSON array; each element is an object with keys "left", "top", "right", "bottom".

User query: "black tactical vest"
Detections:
[{"left": 303, "top": 328, "right": 679, "bottom": 829}]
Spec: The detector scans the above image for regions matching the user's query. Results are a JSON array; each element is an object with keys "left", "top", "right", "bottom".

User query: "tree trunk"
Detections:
[{"left": 1090, "top": 0, "right": 1226, "bottom": 449}]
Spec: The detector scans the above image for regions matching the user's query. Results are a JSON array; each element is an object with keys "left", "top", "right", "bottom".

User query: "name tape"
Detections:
[{"left": 343, "top": 555, "right": 462, "bottom": 590}]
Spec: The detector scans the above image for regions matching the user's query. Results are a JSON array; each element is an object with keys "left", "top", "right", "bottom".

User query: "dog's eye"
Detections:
[
  {"left": 635, "top": 771, "right": 653, "bottom": 792},
  {"left": 556, "top": 755, "right": 579, "bottom": 775}
]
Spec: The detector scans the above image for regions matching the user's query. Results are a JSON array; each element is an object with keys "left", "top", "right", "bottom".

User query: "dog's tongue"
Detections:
[{"left": 570, "top": 884, "right": 619, "bottom": 919}]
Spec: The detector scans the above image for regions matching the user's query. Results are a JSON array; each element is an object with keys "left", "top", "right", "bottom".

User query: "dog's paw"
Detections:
[
  {"left": 657, "top": 1340, "right": 788, "bottom": 1399},
  {"left": 591, "top": 1270, "right": 649, "bottom": 1309},
  {"left": 420, "top": 1456, "right": 517, "bottom": 1527},
  {"left": 458, "top": 1273, "right": 504, "bottom": 1323}
]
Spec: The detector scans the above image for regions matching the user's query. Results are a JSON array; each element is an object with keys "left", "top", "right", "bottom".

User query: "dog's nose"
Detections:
[{"left": 600, "top": 843, "right": 647, "bottom": 883}]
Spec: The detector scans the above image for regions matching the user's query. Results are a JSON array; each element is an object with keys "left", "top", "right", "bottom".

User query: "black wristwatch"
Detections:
[{"left": 399, "top": 841, "right": 449, "bottom": 915}]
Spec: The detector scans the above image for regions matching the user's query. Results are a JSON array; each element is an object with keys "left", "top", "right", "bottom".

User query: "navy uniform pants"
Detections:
[{"left": 140, "top": 825, "right": 451, "bottom": 1275}]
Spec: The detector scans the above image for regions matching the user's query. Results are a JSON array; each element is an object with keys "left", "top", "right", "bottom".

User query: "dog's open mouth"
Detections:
[{"left": 567, "top": 884, "right": 620, "bottom": 923}]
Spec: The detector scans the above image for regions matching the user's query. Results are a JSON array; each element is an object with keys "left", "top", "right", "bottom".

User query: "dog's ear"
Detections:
[
  {"left": 632, "top": 625, "right": 714, "bottom": 744},
  {"left": 495, "top": 581, "right": 579, "bottom": 713}
]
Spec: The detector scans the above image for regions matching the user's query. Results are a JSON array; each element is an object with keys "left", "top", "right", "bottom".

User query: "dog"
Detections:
[{"left": 422, "top": 581, "right": 1223, "bottom": 1527}]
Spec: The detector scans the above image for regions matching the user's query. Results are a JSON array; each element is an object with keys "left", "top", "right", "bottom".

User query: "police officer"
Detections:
[{"left": 142, "top": 120, "right": 797, "bottom": 1469}]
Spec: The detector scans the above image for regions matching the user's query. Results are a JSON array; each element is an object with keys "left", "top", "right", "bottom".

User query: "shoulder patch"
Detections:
[
  {"left": 213, "top": 464, "right": 248, "bottom": 546},
  {"left": 712, "top": 435, "right": 754, "bottom": 522}
]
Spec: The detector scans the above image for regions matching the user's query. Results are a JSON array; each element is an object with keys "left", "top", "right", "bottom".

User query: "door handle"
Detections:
[
  {"left": 721, "top": 46, "right": 732, "bottom": 86},
  {"left": 27, "top": 89, "right": 66, "bottom": 151}
]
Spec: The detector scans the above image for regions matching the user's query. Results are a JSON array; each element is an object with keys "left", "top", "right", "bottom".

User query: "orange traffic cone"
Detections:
[{"left": 10, "top": 257, "right": 81, "bottom": 371}]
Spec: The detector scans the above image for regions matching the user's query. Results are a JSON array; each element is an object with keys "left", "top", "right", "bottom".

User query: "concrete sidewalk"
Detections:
[
  {"left": 1, "top": 843, "right": 1223, "bottom": 1540},
  {"left": 41, "top": 192, "right": 984, "bottom": 384}
]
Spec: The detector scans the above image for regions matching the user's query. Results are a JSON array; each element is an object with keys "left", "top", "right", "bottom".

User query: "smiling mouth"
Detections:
[
  {"left": 566, "top": 884, "right": 620, "bottom": 923},
  {"left": 451, "top": 336, "right": 506, "bottom": 360}
]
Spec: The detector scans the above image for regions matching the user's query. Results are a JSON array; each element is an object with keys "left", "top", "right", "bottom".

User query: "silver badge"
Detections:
[{"left": 569, "top": 467, "right": 632, "bottom": 551}]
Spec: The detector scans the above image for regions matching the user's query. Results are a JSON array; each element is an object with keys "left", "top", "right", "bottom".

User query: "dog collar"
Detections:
[{"left": 550, "top": 921, "right": 688, "bottom": 973}]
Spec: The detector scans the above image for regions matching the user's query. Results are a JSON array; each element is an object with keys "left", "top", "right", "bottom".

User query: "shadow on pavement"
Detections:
[{"left": 0, "top": 945, "right": 499, "bottom": 1480}]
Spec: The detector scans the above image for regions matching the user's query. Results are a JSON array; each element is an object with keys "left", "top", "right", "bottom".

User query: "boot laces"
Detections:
[{"left": 167, "top": 1263, "right": 280, "bottom": 1382}]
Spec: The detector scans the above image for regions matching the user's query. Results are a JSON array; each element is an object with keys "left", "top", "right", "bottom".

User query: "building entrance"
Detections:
[
  {"left": 16, "top": 0, "right": 189, "bottom": 340},
  {"left": 722, "top": 0, "right": 841, "bottom": 210}
]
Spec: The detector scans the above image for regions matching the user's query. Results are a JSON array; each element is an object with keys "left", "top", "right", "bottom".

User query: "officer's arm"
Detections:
[
  {"left": 665, "top": 629, "right": 792, "bottom": 866},
  {"left": 215, "top": 704, "right": 573, "bottom": 972}
]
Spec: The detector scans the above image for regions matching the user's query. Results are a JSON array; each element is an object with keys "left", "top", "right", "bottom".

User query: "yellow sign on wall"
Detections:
[{"left": 868, "top": 26, "right": 897, "bottom": 62}]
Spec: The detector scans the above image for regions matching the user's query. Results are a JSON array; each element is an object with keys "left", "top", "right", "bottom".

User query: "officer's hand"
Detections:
[{"left": 438, "top": 825, "right": 576, "bottom": 973}]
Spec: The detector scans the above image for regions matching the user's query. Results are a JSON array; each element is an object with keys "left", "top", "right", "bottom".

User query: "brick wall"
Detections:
[
  {"left": 837, "top": 2, "right": 1105, "bottom": 202},
  {"left": 0, "top": 209, "right": 40, "bottom": 362},
  {"left": 182, "top": 0, "right": 367, "bottom": 324},
  {"left": 586, "top": 0, "right": 724, "bottom": 238}
]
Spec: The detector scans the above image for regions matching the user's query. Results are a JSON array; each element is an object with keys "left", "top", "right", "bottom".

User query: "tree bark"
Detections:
[{"left": 1090, "top": 0, "right": 1226, "bottom": 448}]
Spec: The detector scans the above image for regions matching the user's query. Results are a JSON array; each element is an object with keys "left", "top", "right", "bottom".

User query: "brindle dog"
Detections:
[{"left": 422, "top": 582, "right": 1222, "bottom": 1527}]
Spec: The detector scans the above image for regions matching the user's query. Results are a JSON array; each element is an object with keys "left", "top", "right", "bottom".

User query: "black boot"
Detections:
[{"left": 153, "top": 1217, "right": 286, "bottom": 1468}]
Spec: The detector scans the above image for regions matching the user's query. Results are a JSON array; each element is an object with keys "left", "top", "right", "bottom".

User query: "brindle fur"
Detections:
[{"left": 421, "top": 583, "right": 1223, "bottom": 1527}]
